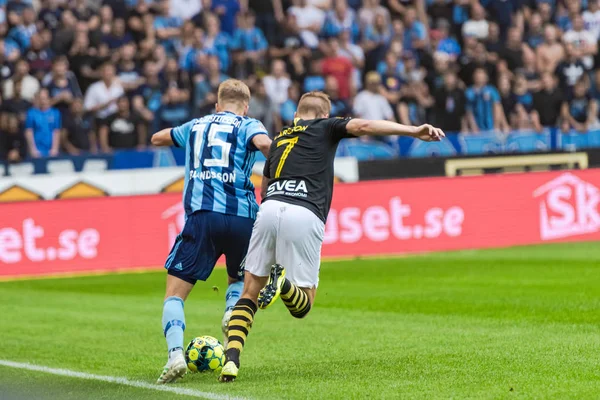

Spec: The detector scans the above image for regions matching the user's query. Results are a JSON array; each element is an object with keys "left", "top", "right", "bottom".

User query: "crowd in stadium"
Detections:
[{"left": 0, "top": 0, "right": 599, "bottom": 162}]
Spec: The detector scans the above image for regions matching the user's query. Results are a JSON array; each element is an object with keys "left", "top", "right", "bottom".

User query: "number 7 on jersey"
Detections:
[{"left": 274, "top": 136, "right": 299, "bottom": 178}]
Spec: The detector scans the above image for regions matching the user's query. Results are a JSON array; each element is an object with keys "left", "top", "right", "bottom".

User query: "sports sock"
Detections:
[
  {"left": 225, "top": 298, "right": 257, "bottom": 367},
  {"left": 162, "top": 296, "right": 186, "bottom": 353},
  {"left": 225, "top": 281, "right": 243, "bottom": 313},
  {"left": 280, "top": 279, "right": 311, "bottom": 318}
]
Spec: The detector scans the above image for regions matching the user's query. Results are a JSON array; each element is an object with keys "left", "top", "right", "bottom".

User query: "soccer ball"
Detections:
[{"left": 185, "top": 336, "right": 225, "bottom": 373}]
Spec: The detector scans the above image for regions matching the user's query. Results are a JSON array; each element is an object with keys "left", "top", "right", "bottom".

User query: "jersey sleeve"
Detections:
[
  {"left": 170, "top": 119, "right": 194, "bottom": 148},
  {"left": 243, "top": 118, "right": 269, "bottom": 151},
  {"left": 327, "top": 117, "right": 353, "bottom": 142}
]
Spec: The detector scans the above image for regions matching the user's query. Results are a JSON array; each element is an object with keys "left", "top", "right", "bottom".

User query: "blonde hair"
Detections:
[
  {"left": 217, "top": 79, "right": 251, "bottom": 109},
  {"left": 297, "top": 91, "right": 331, "bottom": 117}
]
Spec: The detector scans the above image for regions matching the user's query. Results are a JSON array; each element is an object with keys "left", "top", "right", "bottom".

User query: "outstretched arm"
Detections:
[
  {"left": 151, "top": 128, "right": 174, "bottom": 147},
  {"left": 346, "top": 119, "right": 445, "bottom": 142}
]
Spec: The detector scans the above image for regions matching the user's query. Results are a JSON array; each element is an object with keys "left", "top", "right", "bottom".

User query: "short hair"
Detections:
[
  {"left": 297, "top": 91, "right": 331, "bottom": 117},
  {"left": 217, "top": 79, "right": 251, "bottom": 108}
]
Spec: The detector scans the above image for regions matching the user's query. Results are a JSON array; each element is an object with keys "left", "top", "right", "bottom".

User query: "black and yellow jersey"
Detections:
[{"left": 262, "top": 117, "right": 353, "bottom": 223}]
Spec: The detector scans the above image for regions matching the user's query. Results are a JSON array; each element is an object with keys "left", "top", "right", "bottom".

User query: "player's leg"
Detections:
[
  {"left": 219, "top": 202, "right": 279, "bottom": 382},
  {"left": 158, "top": 212, "right": 218, "bottom": 384},
  {"left": 221, "top": 215, "right": 254, "bottom": 346},
  {"left": 258, "top": 204, "right": 324, "bottom": 318}
]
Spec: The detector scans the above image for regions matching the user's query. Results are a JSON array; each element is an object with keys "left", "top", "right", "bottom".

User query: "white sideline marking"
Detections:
[{"left": 0, "top": 360, "right": 246, "bottom": 400}]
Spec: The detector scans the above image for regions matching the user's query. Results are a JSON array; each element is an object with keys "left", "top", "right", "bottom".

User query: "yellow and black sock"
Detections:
[
  {"left": 280, "top": 279, "right": 311, "bottom": 318},
  {"left": 225, "top": 298, "right": 257, "bottom": 367}
]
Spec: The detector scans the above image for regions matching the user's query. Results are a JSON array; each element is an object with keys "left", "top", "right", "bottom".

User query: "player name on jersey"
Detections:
[{"left": 189, "top": 170, "right": 237, "bottom": 183}]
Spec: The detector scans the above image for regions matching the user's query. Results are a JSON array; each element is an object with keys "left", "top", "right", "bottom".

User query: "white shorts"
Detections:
[{"left": 244, "top": 200, "right": 325, "bottom": 288}]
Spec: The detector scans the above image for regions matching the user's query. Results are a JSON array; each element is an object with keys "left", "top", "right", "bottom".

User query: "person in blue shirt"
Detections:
[
  {"left": 212, "top": 0, "right": 241, "bottom": 35},
  {"left": 322, "top": 1, "right": 360, "bottom": 42},
  {"left": 205, "top": 13, "right": 231, "bottom": 72},
  {"left": 24, "top": 88, "right": 61, "bottom": 157},
  {"left": 231, "top": 10, "right": 268, "bottom": 78},
  {"left": 280, "top": 83, "right": 300, "bottom": 125},
  {"left": 465, "top": 68, "right": 510, "bottom": 133},
  {"left": 153, "top": 0, "right": 183, "bottom": 56},
  {"left": 403, "top": 7, "right": 428, "bottom": 52},
  {"left": 151, "top": 79, "right": 272, "bottom": 385}
]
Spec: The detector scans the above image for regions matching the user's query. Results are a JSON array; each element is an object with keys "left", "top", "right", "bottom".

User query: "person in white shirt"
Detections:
[
  {"left": 358, "top": 0, "right": 390, "bottom": 29},
  {"left": 287, "top": 0, "right": 325, "bottom": 48},
  {"left": 170, "top": 0, "right": 202, "bottom": 21},
  {"left": 563, "top": 14, "right": 598, "bottom": 70},
  {"left": 584, "top": 0, "right": 600, "bottom": 40},
  {"left": 2, "top": 59, "right": 40, "bottom": 102},
  {"left": 353, "top": 71, "right": 394, "bottom": 121},
  {"left": 462, "top": 3, "right": 489, "bottom": 40},
  {"left": 262, "top": 59, "right": 292, "bottom": 107},
  {"left": 83, "top": 63, "right": 125, "bottom": 123}
]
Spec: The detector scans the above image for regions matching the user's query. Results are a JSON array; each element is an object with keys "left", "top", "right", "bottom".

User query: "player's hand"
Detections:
[{"left": 415, "top": 124, "right": 445, "bottom": 142}]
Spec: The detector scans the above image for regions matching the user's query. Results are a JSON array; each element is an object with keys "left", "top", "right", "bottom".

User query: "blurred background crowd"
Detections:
[{"left": 1, "top": 0, "right": 600, "bottom": 162}]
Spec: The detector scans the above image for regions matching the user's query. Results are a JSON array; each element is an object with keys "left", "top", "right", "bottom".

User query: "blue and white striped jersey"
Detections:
[{"left": 171, "top": 111, "right": 268, "bottom": 219}]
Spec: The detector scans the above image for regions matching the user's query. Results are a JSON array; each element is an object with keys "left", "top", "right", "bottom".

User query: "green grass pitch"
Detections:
[{"left": 1, "top": 242, "right": 599, "bottom": 399}]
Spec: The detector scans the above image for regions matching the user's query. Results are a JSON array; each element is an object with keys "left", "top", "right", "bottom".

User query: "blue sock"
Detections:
[
  {"left": 162, "top": 296, "right": 185, "bottom": 352},
  {"left": 225, "top": 281, "right": 243, "bottom": 313}
]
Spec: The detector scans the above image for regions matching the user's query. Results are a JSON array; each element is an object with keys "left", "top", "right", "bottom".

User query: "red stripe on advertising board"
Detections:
[{"left": 1, "top": 170, "right": 599, "bottom": 278}]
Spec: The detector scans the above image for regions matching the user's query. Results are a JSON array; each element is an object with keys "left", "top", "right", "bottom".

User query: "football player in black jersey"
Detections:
[{"left": 220, "top": 91, "right": 444, "bottom": 382}]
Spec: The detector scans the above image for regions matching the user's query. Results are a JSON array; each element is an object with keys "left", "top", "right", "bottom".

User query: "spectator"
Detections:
[
  {"left": 498, "top": 27, "right": 531, "bottom": 72},
  {"left": 583, "top": 0, "right": 600, "bottom": 40},
  {"left": 211, "top": 0, "right": 241, "bottom": 35},
  {"left": 269, "top": 13, "right": 306, "bottom": 64},
  {"left": 362, "top": 12, "right": 392, "bottom": 65},
  {"left": 263, "top": 59, "right": 291, "bottom": 107},
  {"left": 158, "top": 58, "right": 190, "bottom": 129},
  {"left": 204, "top": 13, "right": 231, "bottom": 72},
  {"left": 428, "top": 0, "right": 453, "bottom": 23},
  {"left": 247, "top": 0, "right": 285, "bottom": 44},
  {"left": 353, "top": 71, "right": 394, "bottom": 121},
  {"left": 433, "top": 19, "right": 461, "bottom": 60},
  {"left": 103, "top": 18, "right": 134, "bottom": 50},
  {"left": 191, "top": 0, "right": 214, "bottom": 30},
  {"left": 280, "top": 83, "right": 300, "bottom": 126},
  {"left": 154, "top": 0, "right": 183, "bottom": 55},
  {"left": 338, "top": 30, "right": 365, "bottom": 91},
  {"left": 459, "top": 42, "right": 496, "bottom": 88},
  {"left": 511, "top": 74, "right": 535, "bottom": 130},
  {"left": 532, "top": 73, "right": 564, "bottom": 131},
  {"left": 433, "top": 71, "right": 466, "bottom": 133},
  {"left": 462, "top": 3, "right": 489, "bottom": 40},
  {"left": 536, "top": 25, "right": 565, "bottom": 75},
  {"left": 0, "top": 81, "right": 28, "bottom": 162},
  {"left": 486, "top": 0, "right": 521, "bottom": 40},
  {"left": 24, "top": 88, "right": 61, "bottom": 158},
  {"left": 563, "top": 14, "right": 597, "bottom": 70},
  {"left": 403, "top": 7, "right": 427, "bottom": 52},
  {"left": 521, "top": 51, "right": 541, "bottom": 91},
  {"left": 170, "top": 0, "right": 203, "bottom": 21},
  {"left": 51, "top": 9, "right": 77, "bottom": 55},
  {"left": 24, "top": 33, "right": 54, "bottom": 81},
  {"left": 83, "top": 63, "right": 125, "bottom": 125},
  {"left": 231, "top": 10, "right": 268, "bottom": 78},
  {"left": 324, "top": 75, "right": 351, "bottom": 117},
  {"left": 555, "top": 44, "right": 588, "bottom": 94},
  {"left": 98, "top": 96, "right": 144, "bottom": 152},
  {"left": 525, "top": 12, "right": 544, "bottom": 50},
  {"left": 3, "top": 59, "right": 39, "bottom": 102},
  {"left": 398, "top": 81, "right": 433, "bottom": 126},
  {"left": 38, "top": 0, "right": 63, "bottom": 31},
  {"left": 248, "top": 79, "right": 276, "bottom": 135},
  {"left": 117, "top": 43, "right": 145, "bottom": 94},
  {"left": 322, "top": 0, "right": 359, "bottom": 41},
  {"left": 465, "top": 68, "right": 509, "bottom": 133},
  {"left": 561, "top": 79, "right": 597, "bottom": 133},
  {"left": 62, "top": 98, "right": 95, "bottom": 155},
  {"left": 194, "top": 54, "right": 228, "bottom": 114},
  {"left": 322, "top": 37, "right": 354, "bottom": 100},
  {"left": 288, "top": 0, "right": 326, "bottom": 49},
  {"left": 7, "top": 6, "right": 37, "bottom": 52},
  {"left": 44, "top": 56, "right": 83, "bottom": 116},
  {"left": 358, "top": 0, "right": 390, "bottom": 29}
]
